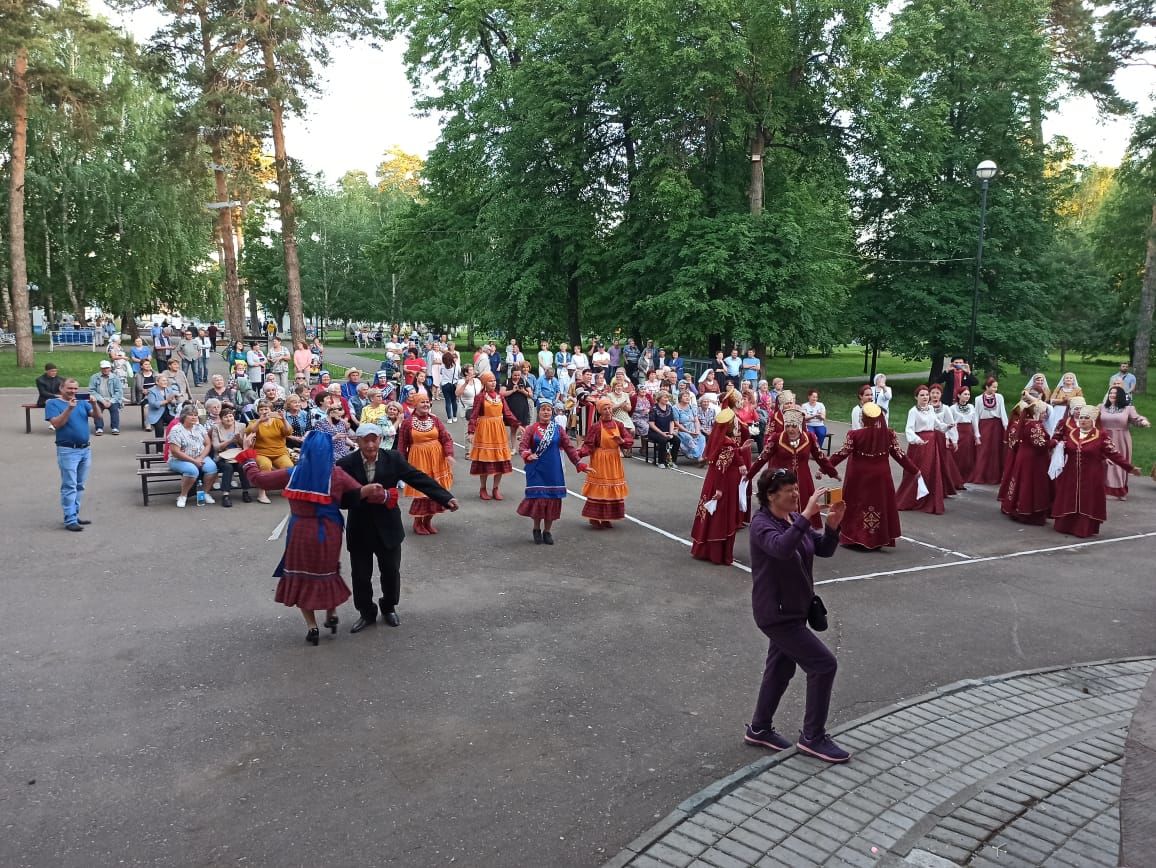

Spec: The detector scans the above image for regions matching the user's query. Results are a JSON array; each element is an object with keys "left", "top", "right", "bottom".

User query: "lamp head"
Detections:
[{"left": 976, "top": 160, "right": 998, "bottom": 181}]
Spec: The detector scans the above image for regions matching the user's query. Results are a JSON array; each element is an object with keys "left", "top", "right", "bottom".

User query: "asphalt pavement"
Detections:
[{"left": 3, "top": 363, "right": 1155, "bottom": 867}]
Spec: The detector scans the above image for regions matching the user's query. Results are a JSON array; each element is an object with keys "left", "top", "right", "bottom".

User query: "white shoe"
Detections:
[
  {"left": 212, "top": 481, "right": 221, "bottom": 490},
  {"left": 176, "top": 496, "right": 187, "bottom": 508},
  {"left": 203, "top": 493, "right": 215, "bottom": 505}
]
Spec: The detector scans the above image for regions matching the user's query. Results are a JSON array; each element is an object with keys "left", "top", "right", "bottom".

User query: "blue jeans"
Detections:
[
  {"left": 182, "top": 358, "right": 198, "bottom": 384},
  {"left": 808, "top": 425, "right": 827, "bottom": 448},
  {"left": 93, "top": 403, "right": 121, "bottom": 431},
  {"left": 197, "top": 356, "right": 209, "bottom": 384},
  {"left": 57, "top": 445, "right": 91, "bottom": 524},
  {"left": 169, "top": 456, "right": 218, "bottom": 477}
]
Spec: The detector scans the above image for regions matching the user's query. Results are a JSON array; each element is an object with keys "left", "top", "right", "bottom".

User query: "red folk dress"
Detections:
[
  {"left": 748, "top": 429, "right": 839, "bottom": 529},
  {"left": 970, "top": 392, "right": 1007, "bottom": 484},
  {"left": 897, "top": 406, "right": 953, "bottom": 514},
  {"left": 578, "top": 420, "right": 633, "bottom": 521},
  {"left": 690, "top": 418, "right": 752, "bottom": 565},
  {"left": 243, "top": 461, "right": 356, "bottom": 611},
  {"left": 1051, "top": 427, "right": 1135, "bottom": 537},
  {"left": 829, "top": 425, "right": 919, "bottom": 549},
  {"left": 998, "top": 417, "right": 1052, "bottom": 524},
  {"left": 398, "top": 414, "right": 455, "bottom": 516}
]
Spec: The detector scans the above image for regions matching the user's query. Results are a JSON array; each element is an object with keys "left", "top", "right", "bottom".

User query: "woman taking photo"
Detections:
[
  {"left": 578, "top": 399, "right": 632, "bottom": 528},
  {"left": 518, "top": 403, "right": 588, "bottom": 544},
  {"left": 397, "top": 396, "right": 456, "bottom": 534},
  {"left": 503, "top": 366, "right": 535, "bottom": 450},
  {"left": 744, "top": 469, "right": 849, "bottom": 763},
  {"left": 167, "top": 406, "right": 220, "bottom": 508},
  {"left": 467, "top": 372, "right": 523, "bottom": 500},
  {"left": 970, "top": 377, "right": 1008, "bottom": 484}
]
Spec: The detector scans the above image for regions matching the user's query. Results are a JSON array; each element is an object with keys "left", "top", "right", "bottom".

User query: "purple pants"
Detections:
[{"left": 752, "top": 621, "right": 837, "bottom": 739}]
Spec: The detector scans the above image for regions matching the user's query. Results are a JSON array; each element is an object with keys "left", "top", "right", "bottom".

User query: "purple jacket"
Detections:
[{"left": 749, "top": 509, "right": 839, "bottom": 629}]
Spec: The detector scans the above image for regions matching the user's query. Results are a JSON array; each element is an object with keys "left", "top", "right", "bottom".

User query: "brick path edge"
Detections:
[{"left": 604, "top": 655, "right": 1156, "bottom": 868}]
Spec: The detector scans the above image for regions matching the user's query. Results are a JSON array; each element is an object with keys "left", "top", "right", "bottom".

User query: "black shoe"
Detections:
[
  {"left": 221, "top": 493, "right": 232, "bottom": 508},
  {"left": 64, "top": 523, "right": 84, "bottom": 532},
  {"left": 241, "top": 490, "right": 252, "bottom": 503},
  {"left": 76, "top": 519, "right": 92, "bottom": 525},
  {"left": 542, "top": 531, "right": 554, "bottom": 545},
  {"left": 306, "top": 628, "right": 319, "bottom": 646},
  {"left": 350, "top": 616, "right": 376, "bottom": 634},
  {"left": 533, "top": 528, "right": 543, "bottom": 544},
  {"left": 323, "top": 615, "right": 339, "bottom": 634},
  {"left": 383, "top": 611, "right": 400, "bottom": 627}
]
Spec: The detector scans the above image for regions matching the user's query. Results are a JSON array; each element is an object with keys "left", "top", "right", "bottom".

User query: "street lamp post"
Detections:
[{"left": 969, "top": 160, "right": 998, "bottom": 365}]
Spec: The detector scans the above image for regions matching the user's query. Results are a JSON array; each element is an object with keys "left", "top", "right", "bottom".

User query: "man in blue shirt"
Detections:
[
  {"left": 723, "top": 349, "right": 743, "bottom": 390},
  {"left": 534, "top": 368, "right": 561, "bottom": 407},
  {"left": 1111, "top": 363, "right": 1138, "bottom": 395},
  {"left": 45, "top": 378, "right": 97, "bottom": 531},
  {"left": 742, "top": 348, "right": 761, "bottom": 388}
]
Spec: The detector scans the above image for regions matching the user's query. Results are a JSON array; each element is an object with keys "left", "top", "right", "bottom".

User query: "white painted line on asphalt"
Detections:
[
  {"left": 450, "top": 436, "right": 753, "bottom": 571},
  {"left": 898, "top": 535, "right": 973, "bottom": 559},
  {"left": 625, "top": 452, "right": 706, "bottom": 480},
  {"left": 816, "top": 530, "right": 1156, "bottom": 587}
]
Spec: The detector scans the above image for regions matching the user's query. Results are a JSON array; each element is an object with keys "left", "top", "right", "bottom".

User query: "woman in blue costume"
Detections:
[
  {"left": 238, "top": 429, "right": 383, "bottom": 646},
  {"left": 516, "top": 402, "right": 588, "bottom": 545}
]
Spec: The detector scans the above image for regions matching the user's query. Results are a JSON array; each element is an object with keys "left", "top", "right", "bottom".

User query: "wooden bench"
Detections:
[
  {"left": 136, "top": 452, "right": 168, "bottom": 470},
  {"left": 22, "top": 403, "right": 41, "bottom": 434},
  {"left": 138, "top": 466, "right": 184, "bottom": 506},
  {"left": 141, "top": 437, "right": 166, "bottom": 454}
]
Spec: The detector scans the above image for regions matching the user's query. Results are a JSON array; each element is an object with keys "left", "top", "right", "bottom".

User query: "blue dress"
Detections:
[
  {"left": 517, "top": 419, "right": 583, "bottom": 521},
  {"left": 673, "top": 404, "right": 705, "bottom": 460}
]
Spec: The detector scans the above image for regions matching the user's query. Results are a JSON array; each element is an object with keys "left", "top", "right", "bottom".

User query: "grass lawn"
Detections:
[{"left": 0, "top": 350, "right": 106, "bottom": 389}]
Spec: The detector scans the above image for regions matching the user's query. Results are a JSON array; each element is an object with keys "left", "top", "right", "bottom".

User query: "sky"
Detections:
[{"left": 102, "top": 6, "right": 1152, "bottom": 181}]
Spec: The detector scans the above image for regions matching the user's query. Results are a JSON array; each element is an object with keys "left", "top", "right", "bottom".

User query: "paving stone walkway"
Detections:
[{"left": 607, "top": 658, "right": 1155, "bottom": 868}]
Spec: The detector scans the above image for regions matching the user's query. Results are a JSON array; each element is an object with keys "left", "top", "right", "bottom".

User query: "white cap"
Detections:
[
  {"left": 355, "top": 423, "right": 383, "bottom": 438},
  {"left": 99, "top": 360, "right": 112, "bottom": 368}
]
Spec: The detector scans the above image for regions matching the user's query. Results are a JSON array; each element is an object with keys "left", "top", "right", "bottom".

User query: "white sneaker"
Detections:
[
  {"left": 176, "top": 496, "right": 187, "bottom": 508},
  {"left": 203, "top": 494, "right": 215, "bottom": 505}
]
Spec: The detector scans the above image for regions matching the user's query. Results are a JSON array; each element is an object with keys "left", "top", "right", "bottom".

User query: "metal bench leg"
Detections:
[
  {"left": 141, "top": 474, "right": 150, "bottom": 507},
  {"left": 25, "top": 406, "right": 31, "bottom": 434}
]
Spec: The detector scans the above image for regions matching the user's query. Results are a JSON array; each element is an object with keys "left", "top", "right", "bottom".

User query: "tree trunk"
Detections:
[
  {"left": 8, "top": 46, "right": 33, "bottom": 367},
  {"left": 260, "top": 37, "right": 306, "bottom": 347},
  {"left": 60, "top": 185, "right": 83, "bottom": 325},
  {"left": 1134, "top": 199, "right": 1156, "bottom": 394},
  {"left": 122, "top": 309, "right": 139, "bottom": 340},
  {"left": 863, "top": 342, "right": 869, "bottom": 374},
  {"left": 748, "top": 126, "right": 765, "bottom": 216},
  {"left": 870, "top": 343, "right": 879, "bottom": 381},
  {"left": 213, "top": 161, "right": 245, "bottom": 340},
  {"left": 1059, "top": 340, "right": 1067, "bottom": 372}
]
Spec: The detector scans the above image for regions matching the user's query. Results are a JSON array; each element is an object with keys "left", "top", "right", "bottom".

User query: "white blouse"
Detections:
[
  {"left": 976, "top": 392, "right": 1008, "bottom": 426},
  {"left": 949, "top": 403, "right": 981, "bottom": 442},
  {"left": 850, "top": 405, "right": 864, "bottom": 431},
  {"left": 571, "top": 352, "right": 590, "bottom": 371},
  {"left": 905, "top": 405, "right": 948, "bottom": 445},
  {"left": 871, "top": 384, "right": 892, "bottom": 414}
]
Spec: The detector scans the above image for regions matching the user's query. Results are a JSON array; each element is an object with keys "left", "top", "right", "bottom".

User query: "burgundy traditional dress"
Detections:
[
  {"left": 971, "top": 392, "right": 1007, "bottom": 484},
  {"left": 748, "top": 429, "right": 840, "bottom": 529},
  {"left": 896, "top": 405, "right": 953, "bottom": 514},
  {"left": 998, "top": 416, "right": 1052, "bottom": 524},
  {"left": 948, "top": 402, "right": 980, "bottom": 482},
  {"left": 829, "top": 423, "right": 919, "bottom": 549},
  {"left": 1100, "top": 405, "right": 1148, "bottom": 498},
  {"left": 243, "top": 460, "right": 356, "bottom": 611},
  {"left": 933, "top": 401, "right": 966, "bottom": 492},
  {"left": 1051, "top": 427, "right": 1136, "bottom": 537},
  {"left": 690, "top": 417, "right": 752, "bottom": 565}
]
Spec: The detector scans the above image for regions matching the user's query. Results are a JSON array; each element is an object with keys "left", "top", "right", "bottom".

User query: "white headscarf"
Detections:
[
  {"left": 1057, "top": 371, "right": 1080, "bottom": 391},
  {"left": 1022, "top": 372, "right": 1049, "bottom": 395}
]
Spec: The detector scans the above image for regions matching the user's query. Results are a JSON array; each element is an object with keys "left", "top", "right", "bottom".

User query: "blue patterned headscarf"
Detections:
[{"left": 284, "top": 429, "right": 334, "bottom": 503}]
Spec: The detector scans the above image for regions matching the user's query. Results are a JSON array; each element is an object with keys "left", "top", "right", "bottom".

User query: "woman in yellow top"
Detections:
[
  {"left": 466, "top": 372, "right": 523, "bottom": 500},
  {"left": 359, "top": 388, "right": 388, "bottom": 426},
  {"left": 245, "top": 399, "right": 293, "bottom": 503},
  {"left": 578, "top": 399, "right": 634, "bottom": 528},
  {"left": 1048, "top": 372, "right": 1083, "bottom": 406}
]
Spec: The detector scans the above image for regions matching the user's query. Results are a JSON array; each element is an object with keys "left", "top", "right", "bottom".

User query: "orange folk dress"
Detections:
[
  {"left": 578, "top": 421, "right": 633, "bottom": 521},
  {"left": 467, "top": 390, "right": 520, "bottom": 474},
  {"left": 398, "top": 414, "right": 455, "bottom": 516}
]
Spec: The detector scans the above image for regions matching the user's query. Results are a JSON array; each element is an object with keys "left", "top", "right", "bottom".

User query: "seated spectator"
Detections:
[
  {"left": 146, "top": 373, "right": 182, "bottom": 438},
  {"left": 260, "top": 381, "right": 285, "bottom": 404},
  {"left": 313, "top": 395, "right": 356, "bottom": 460},
  {"left": 341, "top": 368, "right": 362, "bottom": 401},
  {"left": 360, "top": 388, "right": 388, "bottom": 426},
  {"left": 204, "top": 373, "right": 236, "bottom": 406},
  {"left": 348, "top": 382, "right": 371, "bottom": 422},
  {"left": 134, "top": 359, "right": 157, "bottom": 405},
  {"left": 648, "top": 390, "right": 680, "bottom": 467},
  {"left": 210, "top": 404, "right": 251, "bottom": 506},
  {"left": 283, "top": 394, "right": 310, "bottom": 446},
  {"left": 699, "top": 369, "right": 721, "bottom": 398},
  {"left": 632, "top": 388, "right": 654, "bottom": 439},
  {"left": 697, "top": 394, "right": 717, "bottom": 436},
  {"left": 163, "top": 358, "right": 192, "bottom": 403},
  {"left": 88, "top": 360, "right": 124, "bottom": 435},
  {"left": 309, "top": 370, "right": 333, "bottom": 404},
  {"left": 244, "top": 399, "right": 293, "bottom": 504},
  {"left": 35, "top": 363, "right": 63, "bottom": 407},
  {"left": 167, "top": 406, "right": 219, "bottom": 508}
]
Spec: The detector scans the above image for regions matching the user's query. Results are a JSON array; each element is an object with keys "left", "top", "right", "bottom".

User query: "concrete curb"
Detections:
[{"left": 604, "top": 655, "right": 1156, "bottom": 867}]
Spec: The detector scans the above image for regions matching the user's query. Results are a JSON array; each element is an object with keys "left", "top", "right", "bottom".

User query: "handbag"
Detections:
[{"left": 807, "top": 594, "right": 828, "bottom": 632}]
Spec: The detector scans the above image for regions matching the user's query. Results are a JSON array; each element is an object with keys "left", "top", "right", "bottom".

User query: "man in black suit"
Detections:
[{"left": 337, "top": 423, "right": 459, "bottom": 633}]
